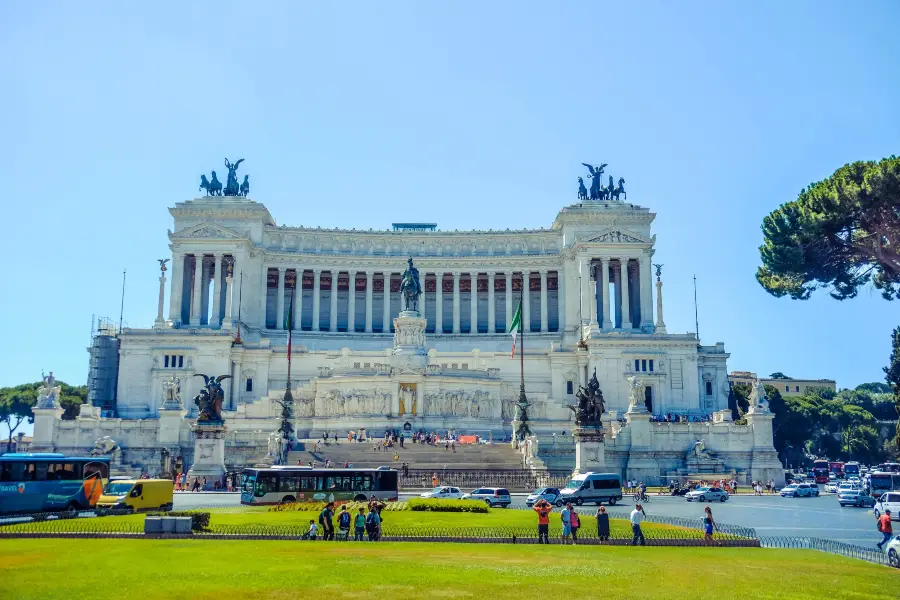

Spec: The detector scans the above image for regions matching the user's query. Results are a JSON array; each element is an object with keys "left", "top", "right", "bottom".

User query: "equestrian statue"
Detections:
[{"left": 400, "top": 257, "right": 422, "bottom": 312}]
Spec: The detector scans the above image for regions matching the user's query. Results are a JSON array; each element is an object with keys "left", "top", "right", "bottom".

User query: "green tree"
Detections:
[
  {"left": 58, "top": 383, "right": 87, "bottom": 420},
  {"left": 0, "top": 385, "right": 37, "bottom": 454},
  {"left": 757, "top": 156, "right": 900, "bottom": 300},
  {"left": 730, "top": 382, "right": 751, "bottom": 422},
  {"left": 769, "top": 372, "right": 790, "bottom": 379},
  {"left": 884, "top": 325, "right": 900, "bottom": 446},
  {"left": 857, "top": 382, "right": 892, "bottom": 394}
]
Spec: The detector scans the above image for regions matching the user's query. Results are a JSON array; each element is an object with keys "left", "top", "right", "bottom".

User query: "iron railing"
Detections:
[{"left": 400, "top": 469, "right": 572, "bottom": 490}]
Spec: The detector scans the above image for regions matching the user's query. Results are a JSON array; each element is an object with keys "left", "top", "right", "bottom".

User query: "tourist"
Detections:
[
  {"left": 202, "top": 476, "right": 207, "bottom": 490},
  {"left": 365, "top": 507, "right": 381, "bottom": 541},
  {"left": 432, "top": 473, "right": 439, "bottom": 487},
  {"left": 877, "top": 509, "right": 893, "bottom": 550},
  {"left": 354, "top": 507, "right": 367, "bottom": 541},
  {"left": 533, "top": 498, "right": 552, "bottom": 544},
  {"left": 302, "top": 519, "right": 317, "bottom": 540},
  {"left": 191, "top": 477, "right": 201, "bottom": 492},
  {"left": 297, "top": 460, "right": 303, "bottom": 466},
  {"left": 596, "top": 506, "right": 610, "bottom": 541},
  {"left": 560, "top": 503, "right": 572, "bottom": 544},
  {"left": 451, "top": 440, "right": 456, "bottom": 453},
  {"left": 569, "top": 505, "right": 580, "bottom": 544},
  {"left": 399, "top": 434, "right": 405, "bottom": 448},
  {"left": 319, "top": 502, "right": 335, "bottom": 541},
  {"left": 630, "top": 503, "right": 646, "bottom": 546},
  {"left": 769, "top": 479, "right": 776, "bottom": 494},
  {"left": 337, "top": 506, "right": 351, "bottom": 540},
  {"left": 703, "top": 506, "right": 718, "bottom": 544}
]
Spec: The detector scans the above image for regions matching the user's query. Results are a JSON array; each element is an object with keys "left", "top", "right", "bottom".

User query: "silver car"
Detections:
[
  {"left": 685, "top": 486, "right": 729, "bottom": 502},
  {"left": 462, "top": 487, "right": 511, "bottom": 508}
]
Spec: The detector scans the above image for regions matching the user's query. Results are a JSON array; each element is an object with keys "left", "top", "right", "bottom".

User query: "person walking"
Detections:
[
  {"left": 703, "top": 506, "right": 718, "bottom": 544},
  {"left": 354, "top": 507, "right": 367, "bottom": 541},
  {"left": 365, "top": 507, "right": 381, "bottom": 541},
  {"left": 630, "top": 503, "right": 646, "bottom": 546},
  {"left": 533, "top": 499, "right": 552, "bottom": 544},
  {"left": 876, "top": 509, "right": 893, "bottom": 551},
  {"left": 560, "top": 503, "right": 573, "bottom": 544},
  {"left": 301, "top": 519, "right": 318, "bottom": 540},
  {"left": 596, "top": 506, "right": 610, "bottom": 541},
  {"left": 432, "top": 473, "right": 439, "bottom": 488},
  {"left": 569, "top": 506, "right": 580, "bottom": 544},
  {"left": 319, "top": 502, "right": 335, "bottom": 541}
]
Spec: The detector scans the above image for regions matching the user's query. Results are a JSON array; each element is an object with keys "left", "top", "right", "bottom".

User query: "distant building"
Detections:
[
  {"left": 1, "top": 433, "right": 32, "bottom": 453},
  {"left": 728, "top": 371, "right": 836, "bottom": 397}
]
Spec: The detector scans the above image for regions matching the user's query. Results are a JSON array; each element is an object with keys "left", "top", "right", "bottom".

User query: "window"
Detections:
[
  {"left": 566, "top": 381, "right": 574, "bottom": 395},
  {"left": 279, "top": 476, "right": 299, "bottom": 493},
  {"left": 48, "top": 463, "right": 80, "bottom": 480},
  {"left": 649, "top": 360, "right": 654, "bottom": 372},
  {"left": 795, "top": 385, "right": 800, "bottom": 392},
  {"left": 593, "top": 478, "right": 619, "bottom": 490},
  {"left": 246, "top": 378, "right": 253, "bottom": 392},
  {"left": 255, "top": 473, "right": 278, "bottom": 496},
  {"left": 164, "top": 355, "right": 169, "bottom": 368},
  {"left": 178, "top": 355, "right": 184, "bottom": 368},
  {"left": 785, "top": 385, "right": 790, "bottom": 392},
  {"left": 705, "top": 381, "right": 713, "bottom": 396},
  {"left": 641, "top": 359, "right": 647, "bottom": 372},
  {"left": 634, "top": 359, "right": 640, "bottom": 372},
  {"left": 130, "top": 484, "right": 143, "bottom": 497}
]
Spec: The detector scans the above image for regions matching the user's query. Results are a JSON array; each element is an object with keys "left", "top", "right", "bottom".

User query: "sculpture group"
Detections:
[
  {"left": 192, "top": 374, "right": 231, "bottom": 422},
  {"left": 568, "top": 369, "right": 606, "bottom": 426},
  {"left": 199, "top": 157, "right": 250, "bottom": 197},
  {"left": 578, "top": 163, "right": 626, "bottom": 202},
  {"left": 37, "top": 371, "right": 60, "bottom": 409}
]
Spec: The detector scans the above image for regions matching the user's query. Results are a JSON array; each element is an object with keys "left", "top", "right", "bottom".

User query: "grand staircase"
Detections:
[{"left": 286, "top": 439, "right": 524, "bottom": 471}]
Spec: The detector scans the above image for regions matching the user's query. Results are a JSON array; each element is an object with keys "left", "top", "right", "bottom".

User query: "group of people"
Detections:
[
  {"left": 532, "top": 500, "right": 719, "bottom": 545},
  {"left": 649, "top": 413, "right": 713, "bottom": 423},
  {"left": 302, "top": 497, "right": 386, "bottom": 542},
  {"left": 750, "top": 480, "right": 777, "bottom": 495},
  {"left": 172, "top": 471, "right": 239, "bottom": 492}
]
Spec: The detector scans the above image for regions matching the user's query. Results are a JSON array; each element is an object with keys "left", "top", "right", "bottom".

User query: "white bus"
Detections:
[{"left": 241, "top": 466, "right": 399, "bottom": 505}]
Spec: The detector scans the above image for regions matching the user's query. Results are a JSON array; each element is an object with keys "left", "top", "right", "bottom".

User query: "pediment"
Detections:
[
  {"left": 168, "top": 222, "right": 247, "bottom": 240},
  {"left": 581, "top": 227, "right": 652, "bottom": 245}
]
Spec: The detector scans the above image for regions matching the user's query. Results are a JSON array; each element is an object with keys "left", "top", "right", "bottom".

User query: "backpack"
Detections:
[
  {"left": 365, "top": 511, "right": 377, "bottom": 531},
  {"left": 339, "top": 512, "right": 351, "bottom": 528}
]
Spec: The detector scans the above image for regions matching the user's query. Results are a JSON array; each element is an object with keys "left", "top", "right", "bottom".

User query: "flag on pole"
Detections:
[
  {"left": 286, "top": 286, "right": 295, "bottom": 363},
  {"left": 508, "top": 300, "right": 522, "bottom": 358}
]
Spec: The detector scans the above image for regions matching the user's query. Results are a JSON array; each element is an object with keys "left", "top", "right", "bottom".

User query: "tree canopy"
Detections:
[
  {"left": 884, "top": 326, "right": 900, "bottom": 446},
  {"left": 757, "top": 156, "right": 900, "bottom": 300},
  {"left": 0, "top": 380, "right": 86, "bottom": 452}
]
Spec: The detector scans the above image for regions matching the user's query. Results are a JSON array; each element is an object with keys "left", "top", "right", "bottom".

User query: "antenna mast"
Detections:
[
  {"left": 118, "top": 269, "right": 126, "bottom": 334},
  {"left": 693, "top": 274, "right": 699, "bottom": 340}
]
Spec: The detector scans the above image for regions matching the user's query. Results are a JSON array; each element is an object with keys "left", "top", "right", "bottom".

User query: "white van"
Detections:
[
  {"left": 874, "top": 492, "right": 900, "bottom": 520},
  {"left": 558, "top": 472, "right": 623, "bottom": 506}
]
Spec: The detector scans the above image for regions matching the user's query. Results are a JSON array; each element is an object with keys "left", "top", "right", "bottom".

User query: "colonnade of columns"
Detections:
[
  {"left": 170, "top": 253, "right": 235, "bottom": 328},
  {"left": 263, "top": 268, "right": 559, "bottom": 334},
  {"left": 580, "top": 255, "right": 653, "bottom": 330}
]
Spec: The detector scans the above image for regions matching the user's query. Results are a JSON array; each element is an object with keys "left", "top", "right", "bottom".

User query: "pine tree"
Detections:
[{"left": 884, "top": 326, "right": 900, "bottom": 446}]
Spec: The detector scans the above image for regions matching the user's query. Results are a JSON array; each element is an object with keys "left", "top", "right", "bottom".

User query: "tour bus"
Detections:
[
  {"left": 844, "top": 461, "right": 861, "bottom": 478},
  {"left": 812, "top": 460, "right": 830, "bottom": 484},
  {"left": 0, "top": 453, "right": 110, "bottom": 515},
  {"left": 829, "top": 462, "right": 845, "bottom": 478},
  {"left": 869, "top": 472, "right": 900, "bottom": 496},
  {"left": 876, "top": 463, "right": 900, "bottom": 474},
  {"left": 241, "top": 466, "right": 399, "bottom": 506}
]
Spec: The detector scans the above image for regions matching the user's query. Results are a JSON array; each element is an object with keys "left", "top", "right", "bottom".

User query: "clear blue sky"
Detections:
[{"left": 2, "top": 1, "right": 898, "bottom": 404}]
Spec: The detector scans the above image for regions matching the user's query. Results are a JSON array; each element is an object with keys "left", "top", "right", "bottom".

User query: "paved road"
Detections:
[{"left": 173, "top": 491, "right": 883, "bottom": 547}]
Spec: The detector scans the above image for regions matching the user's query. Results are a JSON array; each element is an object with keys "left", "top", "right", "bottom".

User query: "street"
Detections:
[{"left": 172, "top": 491, "right": 883, "bottom": 547}]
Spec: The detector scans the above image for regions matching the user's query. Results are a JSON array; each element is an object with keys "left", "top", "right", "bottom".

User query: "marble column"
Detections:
[
  {"left": 601, "top": 258, "right": 612, "bottom": 330},
  {"left": 224, "top": 266, "right": 234, "bottom": 330},
  {"left": 312, "top": 268, "right": 321, "bottom": 331},
  {"left": 539, "top": 269, "right": 548, "bottom": 332},
  {"left": 588, "top": 264, "right": 598, "bottom": 327},
  {"left": 522, "top": 272, "right": 531, "bottom": 333},
  {"left": 276, "top": 267, "right": 286, "bottom": 330},
  {"left": 293, "top": 269, "right": 302, "bottom": 331},
  {"left": 612, "top": 261, "right": 622, "bottom": 329},
  {"left": 656, "top": 267, "right": 667, "bottom": 333},
  {"left": 420, "top": 271, "right": 427, "bottom": 318},
  {"left": 347, "top": 270, "right": 357, "bottom": 332},
  {"left": 579, "top": 257, "right": 591, "bottom": 326},
  {"left": 329, "top": 271, "right": 339, "bottom": 332},
  {"left": 154, "top": 265, "right": 167, "bottom": 328},
  {"left": 190, "top": 254, "right": 203, "bottom": 326},
  {"left": 620, "top": 259, "right": 632, "bottom": 329},
  {"left": 470, "top": 272, "right": 478, "bottom": 334},
  {"left": 435, "top": 272, "right": 443, "bottom": 333},
  {"left": 211, "top": 253, "right": 223, "bottom": 327},
  {"left": 505, "top": 273, "right": 513, "bottom": 332},
  {"left": 168, "top": 252, "right": 183, "bottom": 323},
  {"left": 382, "top": 271, "right": 391, "bottom": 332},
  {"left": 452, "top": 272, "right": 461, "bottom": 334},
  {"left": 365, "top": 271, "right": 374, "bottom": 333},
  {"left": 487, "top": 271, "right": 496, "bottom": 333},
  {"left": 640, "top": 254, "right": 652, "bottom": 329}
]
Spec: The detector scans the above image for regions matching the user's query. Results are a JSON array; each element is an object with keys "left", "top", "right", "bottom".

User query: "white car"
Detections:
[
  {"left": 838, "top": 482, "right": 859, "bottom": 494},
  {"left": 781, "top": 483, "right": 817, "bottom": 497},
  {"left": 874, "top": 492, "right": 900, "bottom": 520},
  {"left": 685, "top": 486, "right": 729, "bottom": 503},
  {"left": 824, "top": 482, "right": 839, "bottom": 493},
  {"left": 419, "top": 486, "right": 463, "bottom": 500},
  {"left": 887, "top": 535, "right": 900, "bottom": 568}
]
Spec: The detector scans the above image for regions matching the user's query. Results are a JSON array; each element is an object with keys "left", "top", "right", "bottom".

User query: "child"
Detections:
[{"left": 301, "top": 519, "right": 318, "bottom": 540}]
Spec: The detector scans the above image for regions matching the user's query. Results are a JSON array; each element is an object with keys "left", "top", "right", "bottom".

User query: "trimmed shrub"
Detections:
[
  {"left": 269, "top": 501, "right": 409, "bottom": 513},
  {"left": 147, "top": 511, "right": 210, "bottom": 531},
  {"left": 406, "top": 499, "right": 489, "bottom": 513}
]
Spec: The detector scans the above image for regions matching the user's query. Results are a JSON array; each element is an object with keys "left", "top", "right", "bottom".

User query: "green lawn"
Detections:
[
  {"left": 1, "top": 538, "right": 895, "bottom": 599},
  {"left": 2, "top": 505, "right": 713, "bottom": 538}
]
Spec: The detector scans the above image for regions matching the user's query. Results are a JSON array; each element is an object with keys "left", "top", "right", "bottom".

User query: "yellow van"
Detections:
[{"left": 95, "top": 479, "right": 174, "bottom": 513}]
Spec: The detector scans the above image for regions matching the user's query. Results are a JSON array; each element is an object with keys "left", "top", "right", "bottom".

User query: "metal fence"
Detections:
[
  {"left": 760, "top": 536, "right": 892, "bottom": 567},
  {"left": 400, "top": 469, "right": 572, "bottom": 490}
]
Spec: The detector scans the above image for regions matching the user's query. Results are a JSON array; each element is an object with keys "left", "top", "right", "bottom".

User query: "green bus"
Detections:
[{"left": 241, "top": 466, "right": 399, "bottom": 505}]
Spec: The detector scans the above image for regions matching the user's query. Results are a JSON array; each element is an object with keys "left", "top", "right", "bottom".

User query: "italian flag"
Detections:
[{"left": 508, "top": 300, "right": 522, "bottom": 358}]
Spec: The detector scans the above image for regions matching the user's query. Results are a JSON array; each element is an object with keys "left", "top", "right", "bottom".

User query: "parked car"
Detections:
[
  {"left": 874, "top": 492, "right": 900, "bottom": 519},
  {"left": 462, "top": 487, "right": 511, "bottom": 508},
  {"left": 807, "top": 483, "right": 821, "bottom": 496},
  {"left": 420, "top": 486, "right": 463, "bottom": 500},
  {"left": 525, "top": 487, "right": 561, "bottom": 507},
  {"left": 886, "top": 535, "right": 900, "bottom": 568},
  {"left": 838, "top": 482, "right": 859, "bottom": 493},
  {"left": 824, "top": 482, "right": 839, "bottom": 494},
  {"left": 837, "top": 489, "right": 876, "bottom": 508},
  {"left": 685, "top": 486, "right": 729, "bottom": 503},
  {"left": 558, "top": 472, "right": 623, "bottom": 506},
  {"left": 781, "top": 483, "right": 816, "bottom": 497},
  {"left": 847, "top": 476, "right": 861, "bottom": 485}
]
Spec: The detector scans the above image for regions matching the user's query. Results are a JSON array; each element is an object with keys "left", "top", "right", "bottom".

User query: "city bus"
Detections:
[
  {"left": 844, "top": 461, "right": 860, "bottom": 478},
  {"left": 241, "top": 466, "right": 399, "bottom": 506},
  {"left": 812, "top": 460, "right": 830, "bottom": 484},
  {"left": 869, "top": 472, "right": 900, "bottom": 496},
  {"left": 0, "top": 453, "right": 110, "bottom": 515},
  {"left": 829, "top": 462, "right": 845, "bottom": 478},
  {"left": 875, "top": 463, "right": 900, "bottom": 473}
]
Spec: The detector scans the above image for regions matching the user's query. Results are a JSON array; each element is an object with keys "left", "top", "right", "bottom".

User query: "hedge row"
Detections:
[{"left": 407, "top": 499, "right": 489, "bottom": 513}]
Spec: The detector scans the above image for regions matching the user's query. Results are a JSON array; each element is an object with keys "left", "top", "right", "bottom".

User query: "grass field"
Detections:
[
  {"left": 2, "top": 505, "right": 710, "bottom": 538},
  {"left": 1, "top": 538, "right": 896, "bottom": 599}
]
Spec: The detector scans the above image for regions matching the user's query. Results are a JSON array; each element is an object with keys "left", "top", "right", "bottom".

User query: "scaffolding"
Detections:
[{"left": 87, "top": 317, "right": 120, "bottom": 415}]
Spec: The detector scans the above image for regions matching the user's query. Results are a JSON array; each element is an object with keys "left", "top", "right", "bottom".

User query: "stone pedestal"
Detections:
[
  {"left": 744, "top": 411, "right": 785, "bottom": 486},
  {"left": 30, "top": 407, "right": 63, "bottom": 451},
  {"left": 573, "top": 426, "right": 606, "bottom": 475},
  {"left": 187, "top": 422, "right": 227, "bottom": 483},
  {"left": 158, "top": 407, "right": 187, "bottom": 445},
  {"left": 624, "top": 408, "right": 660, "bottom": 483},
  {"left": 392, "top": 310, "right": 428, "bottom": 374}
]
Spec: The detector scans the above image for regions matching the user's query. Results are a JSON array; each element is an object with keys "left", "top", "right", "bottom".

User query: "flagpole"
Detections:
[{"left": 519, "top": 286, "right": 525, "bottom": 398}]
